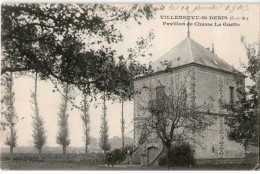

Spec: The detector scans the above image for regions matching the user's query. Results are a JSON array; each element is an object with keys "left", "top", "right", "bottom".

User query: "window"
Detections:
[
  {"left": 156, "top": 86, "right": 165, "bottom": 106},
  {"left": 156, "top": 86, "right": 165, "bottom": 100},
  {"left": 212, "top": 147, "right": 215, "bottom": 154},
  {"left": 229, "top": 86, "right": 234, "bottom": 103}
]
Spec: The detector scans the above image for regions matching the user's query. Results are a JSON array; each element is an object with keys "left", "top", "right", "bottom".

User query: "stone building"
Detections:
[{"left": 132, "top": 34, "right": 245, "bottom": 165}]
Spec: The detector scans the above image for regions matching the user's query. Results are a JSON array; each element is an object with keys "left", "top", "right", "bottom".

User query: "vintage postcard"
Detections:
[{"left": 0, "top": 3, "right": 259, "bottom": 170}]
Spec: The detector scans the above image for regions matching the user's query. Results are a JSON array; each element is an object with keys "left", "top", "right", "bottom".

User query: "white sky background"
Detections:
[{"left": 1, "top": 4, "right": 259, "bottom": 147}]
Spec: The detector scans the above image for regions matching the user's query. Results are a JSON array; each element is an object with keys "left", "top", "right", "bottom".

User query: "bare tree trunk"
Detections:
[
  {"left": 82, "top": 94, "right": 90, "bottom": 155},
  {"left": 85, "top": 141, "right": 88, "bottom": 154},
  {"left": 166, "top": 144, "right": 172, "bottom": 168},
  {"left": 39, "top": 147, "right": 43, "bottom": 160},
  {"left": 10, "top": 146, "right": 14, "bottom": 162},
  {"left": 63, "top": 146, "right": 67, "bottom": 160},
  {"left": 10, "top": 123, "right": 15, "bottom": 162},
  {"left": 99, "top": 92, "right": 111, "bottom": 153},
  {"left": 121, "top": 100, "right": 125, "bottom": 149}
]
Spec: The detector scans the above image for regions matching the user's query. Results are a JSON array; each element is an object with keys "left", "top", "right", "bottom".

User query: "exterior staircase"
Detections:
[
  {"left": 147, "top": 147, "right": 165, "bottom": 166},
  {"left": 131, "top": 146, "right": 142, "bottom": 164},
  {"left": 122, "top": 141, "right": 165, "bottom": 166}
]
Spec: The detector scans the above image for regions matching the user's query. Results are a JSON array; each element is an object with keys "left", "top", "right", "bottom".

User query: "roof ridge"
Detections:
[{"left": 189, "top": 38, "right": 235, "bottom": 69}]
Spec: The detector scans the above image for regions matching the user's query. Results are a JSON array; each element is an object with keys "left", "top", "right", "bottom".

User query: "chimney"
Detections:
[{"left": 212, "top": 43, "right": 215, "bottom": 54}]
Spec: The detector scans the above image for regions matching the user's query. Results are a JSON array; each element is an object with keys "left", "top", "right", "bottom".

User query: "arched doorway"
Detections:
[{"left": 147, "top": 146, "right": 158, "bottom": 164}]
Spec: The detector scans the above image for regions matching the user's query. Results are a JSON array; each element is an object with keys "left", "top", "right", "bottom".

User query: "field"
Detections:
[{"left": 0, "top": 152, "right": 256, "bottom": 170}]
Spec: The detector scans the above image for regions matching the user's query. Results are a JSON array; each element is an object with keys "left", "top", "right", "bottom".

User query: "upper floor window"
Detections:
[
  {"left": 212, "top": 147, "right": 215, "bottom": 154},
  {"left": 156, "top": 86, "right": 165, "bottom": 101},
  {"left": 229, "top": 86, "right": 234, "bottom": 103}
]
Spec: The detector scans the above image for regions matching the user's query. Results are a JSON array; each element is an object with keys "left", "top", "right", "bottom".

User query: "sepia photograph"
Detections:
[{"left": 0, "top": 3, "right": 259, "bottom": 170}]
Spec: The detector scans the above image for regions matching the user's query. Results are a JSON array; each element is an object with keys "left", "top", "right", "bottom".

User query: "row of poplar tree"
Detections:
[{"left": 2, "top": 71, "right": 113, "bottom": 161}]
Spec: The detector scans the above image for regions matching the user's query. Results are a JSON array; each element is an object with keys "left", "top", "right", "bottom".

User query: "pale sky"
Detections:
[{"left": 1, "top": 4, "right": 259, "bottom": 147}]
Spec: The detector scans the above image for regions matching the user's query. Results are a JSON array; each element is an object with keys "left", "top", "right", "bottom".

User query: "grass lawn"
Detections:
[{"left": 0, "top": 160, "right": 254, "bottom": 170}]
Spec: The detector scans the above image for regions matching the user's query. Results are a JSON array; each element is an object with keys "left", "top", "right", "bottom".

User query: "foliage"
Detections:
[
  {"left": 105, "top": 149, "right": 118, "bottom": 166},
  {"left": 81, "top": 94, "right": 91, "bottom": 154},
  {"left": 113, "top": 31, "right": 155, "bottom": 101},
  {"left": 112, "top": 149, "right": 124, "bottom": 162},
  {"left": 31, "top": 72, "right": 46, "bottom": 159},
  {"left": 105, "top": 145, "right": 135, "bottom": 165},
  {"left": 159, "top": 142, "right": 195, "bottom": 167},
  {"left": 113, "top": 56, "right": 154, "bottom": 149},
  {"left": 2, "top": 72, "right": 18, "bottom": 161},
  {"left": 222, "top": 37, "right": 259, "bottom": 147},
  {"left": 99, "top": 94, "right": 111, "bottom": 153},
  {"left": 105, "top": 148, "right": 126, "bottom": 165},
  {"left": 1, "top": 4, "right": 154, "bottom": 100},
  {"left": 56, "top": 83, "right": 71, "bottom": 158}
]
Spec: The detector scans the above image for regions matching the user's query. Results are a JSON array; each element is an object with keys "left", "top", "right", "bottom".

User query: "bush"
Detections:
[
  {"left": 105, "top": 149, "right": 124, "bottom": 166},
  {"left": 159, "top": 142, "right": 195, "bottom": 167},
  {"left": 158, "top": 156, "right": 167, "bottom": 166},
  {"left": 112, "top": 149, "right": 125, "bottom": 163},
  {"left": 105, "top": 145, "right": 135, "bottom": 166}
]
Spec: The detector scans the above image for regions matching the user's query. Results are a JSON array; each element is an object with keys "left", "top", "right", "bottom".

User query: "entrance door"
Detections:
[{"left": 147, "top": 146, "right": 158, "bottom": 164}]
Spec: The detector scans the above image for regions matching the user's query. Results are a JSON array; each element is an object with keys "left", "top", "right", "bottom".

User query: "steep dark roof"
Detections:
[{"left": 151, "top": 37, "right": 235, "bottom": 73}]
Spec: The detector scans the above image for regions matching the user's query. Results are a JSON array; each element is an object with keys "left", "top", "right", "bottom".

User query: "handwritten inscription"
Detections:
[
  {"left": 153, "top": 4, "right": 249, "bottom": 14},
  {"left": 91, "top": 4, "right": 250, "bottom": 15}
]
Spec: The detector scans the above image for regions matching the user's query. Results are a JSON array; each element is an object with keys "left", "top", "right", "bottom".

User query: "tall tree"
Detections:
[
  {"left": 1, "top": 4, "right": 154, "bottom": 97},
  {"left": 2, "top": 72, "right": 18, "bottom": 161},
  {"left": 81, "top": 94, "right": 91, "bottom": 154},
  {"left": 114, "top": 53, "right": 154, "bottom": 149},
  {"left": 56, "top": 83, "right": 71, "bottom": 160},
  {"left": 222, "top": 37, "right": 259, "bottom": 148},
  {"left": 137, "top": 79, "right": 214, "bottom": 167},
  {"left": 31, "top": 72, "right": 46, "bottom": 160},
  {"left": 99, "top": 92, "right": 111, "bottom": 153}
]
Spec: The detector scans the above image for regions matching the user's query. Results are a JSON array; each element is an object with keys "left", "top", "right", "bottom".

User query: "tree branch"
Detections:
[{"left": 1, "top": 66, "right": 33, "bottom": 75}]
